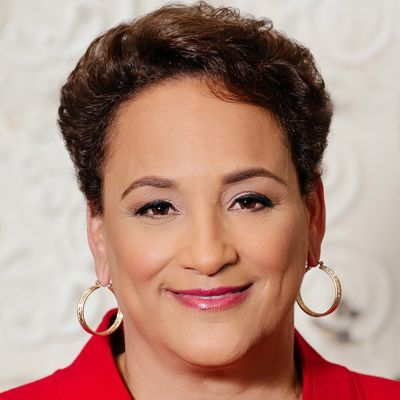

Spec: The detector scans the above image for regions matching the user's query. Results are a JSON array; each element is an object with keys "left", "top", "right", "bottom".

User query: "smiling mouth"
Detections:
[{"left": 168, "top": 283, "right": 253, "bottom": 311}]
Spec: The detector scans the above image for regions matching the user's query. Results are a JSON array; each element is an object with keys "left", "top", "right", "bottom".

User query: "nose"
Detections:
[{"left": 177, "top": 212, "right": 238, "bottom": 276}]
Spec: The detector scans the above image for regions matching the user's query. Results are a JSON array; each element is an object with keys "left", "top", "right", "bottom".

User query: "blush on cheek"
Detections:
[
  {"left": 104, "top": 217, "right": 176, "bottom": 284},
  {"left": 107, "top": 238, "right": 162, "bottom": 282},
  {"left": 249, "top": 218, "right": 307, "bottom": 294}
]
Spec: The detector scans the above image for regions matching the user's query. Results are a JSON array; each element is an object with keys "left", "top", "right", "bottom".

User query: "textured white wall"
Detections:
[{"left": 1, "top": 0, "right": 399, "bottom": 391}]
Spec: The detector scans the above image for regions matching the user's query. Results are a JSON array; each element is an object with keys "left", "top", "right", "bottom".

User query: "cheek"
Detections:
[
  {"left": 244, "top": 209, "right": 308, "bottom": 279},
  {"left": 103, "top": 216, "right": 178, "bottom": 284},
  {"left": 238, "top": 209, "right": 308, "bottom": 333}
]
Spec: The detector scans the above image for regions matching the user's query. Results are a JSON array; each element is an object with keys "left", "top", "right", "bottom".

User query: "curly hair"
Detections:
[{"left": 58, "top": 1, "right": 333, "bottom": 215}]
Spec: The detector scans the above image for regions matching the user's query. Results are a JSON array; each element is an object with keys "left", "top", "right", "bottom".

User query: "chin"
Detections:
[
  {"left": 177, "top": 344, "right": 249, "bottom": 368},
  {"left": 166, "top": 324, "right": 258, "bottom": 368}
]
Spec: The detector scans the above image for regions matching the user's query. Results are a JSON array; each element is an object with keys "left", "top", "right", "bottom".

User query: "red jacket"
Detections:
[{"left": 1, "top": 309, "right": 399, "bottom": 399}]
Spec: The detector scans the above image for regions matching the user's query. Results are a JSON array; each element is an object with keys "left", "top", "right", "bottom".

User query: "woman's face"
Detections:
[{"left": 89, "top": 78, "right": 324, "bottom": 366}]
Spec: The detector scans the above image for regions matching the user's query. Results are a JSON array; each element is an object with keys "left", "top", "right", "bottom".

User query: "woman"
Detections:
[{"left": 1, "top": 1, "right": 399, "bottom": 399}]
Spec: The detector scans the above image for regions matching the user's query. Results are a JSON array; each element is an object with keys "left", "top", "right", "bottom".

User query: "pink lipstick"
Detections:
[{"left": 168, "top": 284, "right": 252, "bottom": 311}]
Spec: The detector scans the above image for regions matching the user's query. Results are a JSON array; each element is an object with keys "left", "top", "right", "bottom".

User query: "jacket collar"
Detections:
[
  {"left": 295, "top": 330, "right": 363, "bottom": 399},
  {"left": 56, "top": 309, "right": 362, "bottom": 399},
  {"left": 55, "top": 309, "right": 131, "bottom": 399}
]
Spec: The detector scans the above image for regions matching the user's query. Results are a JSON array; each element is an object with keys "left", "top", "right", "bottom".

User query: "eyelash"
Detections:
[{"left": 133, "top": 193, "right": 275, "bottom": 218}]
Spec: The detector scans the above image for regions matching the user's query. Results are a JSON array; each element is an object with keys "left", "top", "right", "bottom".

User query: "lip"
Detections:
[{"left": 168, "top": 284, "right": 252, "bottom": 311}]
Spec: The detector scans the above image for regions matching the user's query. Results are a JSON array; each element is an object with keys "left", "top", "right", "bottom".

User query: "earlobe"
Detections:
[
  {"left": 86, "top": 204, "right": 110, "bottom": 286},
  {"left": 305, "top": 178, "right": 326, "bottom": 267}
]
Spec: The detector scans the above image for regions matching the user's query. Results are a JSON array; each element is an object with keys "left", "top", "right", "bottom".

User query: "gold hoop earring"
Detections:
[
  {"left": 77, "top": 280, "right": 123, "bottom": 336},
  {"left": 296, "top": 261, "right": 342, "bottom": 317}
]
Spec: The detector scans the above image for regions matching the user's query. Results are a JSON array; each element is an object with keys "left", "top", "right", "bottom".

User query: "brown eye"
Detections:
[
  {"left": 135, "top": 200, "right": 175, "bottom": 216},
  {"left": 238, "top": 198, "right": 259, "bottom": 209},
  {"left": 230, "top": 194, "right": 274, "bottom": 211}
]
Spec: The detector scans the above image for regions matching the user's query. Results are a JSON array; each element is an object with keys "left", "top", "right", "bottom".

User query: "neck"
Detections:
[{"left": 116, "top": 314, "right": 302, "bottom": 400}]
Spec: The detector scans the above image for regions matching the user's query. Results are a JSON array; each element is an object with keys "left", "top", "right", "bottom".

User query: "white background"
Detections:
[{"left": 1, "top": 0, "right": 399, "bottom": 390}]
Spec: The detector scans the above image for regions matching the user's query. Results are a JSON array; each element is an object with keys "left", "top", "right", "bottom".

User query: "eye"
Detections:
[
  {"left": 229, "top": 193, "right": 274, "bottom": 211},
  {"left": 134, "top": 200, "right": 176, "bottom": 217}
]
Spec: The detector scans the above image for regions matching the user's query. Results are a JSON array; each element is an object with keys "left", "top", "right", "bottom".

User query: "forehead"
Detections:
[{"left": 106, "top": 78, "right": 292, "bottom": 179}]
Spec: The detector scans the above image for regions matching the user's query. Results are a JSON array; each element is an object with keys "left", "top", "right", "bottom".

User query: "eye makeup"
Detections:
[{"left": 127, "top": 191, "right": 275, "bottom": 219}]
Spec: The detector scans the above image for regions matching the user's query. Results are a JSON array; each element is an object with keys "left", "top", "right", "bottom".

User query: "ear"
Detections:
[
  {"left": 305, "top": 177, "right": 326, "bottom": 267},
  {"left": 87, "top": 204, "right": 110, "bottom": 287}
]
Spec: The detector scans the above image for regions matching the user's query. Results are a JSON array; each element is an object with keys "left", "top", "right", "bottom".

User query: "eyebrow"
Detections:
[{"left": 120, "top": 167, "right": 287, "bottom": 201}]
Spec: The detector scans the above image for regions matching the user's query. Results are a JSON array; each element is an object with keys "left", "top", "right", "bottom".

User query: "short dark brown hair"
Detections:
[{"left": 58, "top": 1, "right": 333, "bottom": 215}]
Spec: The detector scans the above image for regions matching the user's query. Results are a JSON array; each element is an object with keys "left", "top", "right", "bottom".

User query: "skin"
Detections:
[{"left": 87, "top": 77, "right": 325, "bottom": 399}]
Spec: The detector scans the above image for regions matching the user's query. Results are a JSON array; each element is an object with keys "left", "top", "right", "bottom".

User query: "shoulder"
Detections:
[
  {"left": 0, "top": 372, "right": 59, "bottom": 399},
  {"left": 294, "top": 330, "right": 400, "bottom": 399},
  {"left": 350, "top": 370, "right": 400, "bottom": 399},
  {"left": 0, "top": 310, "right": 129, "bottom": 400}
]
